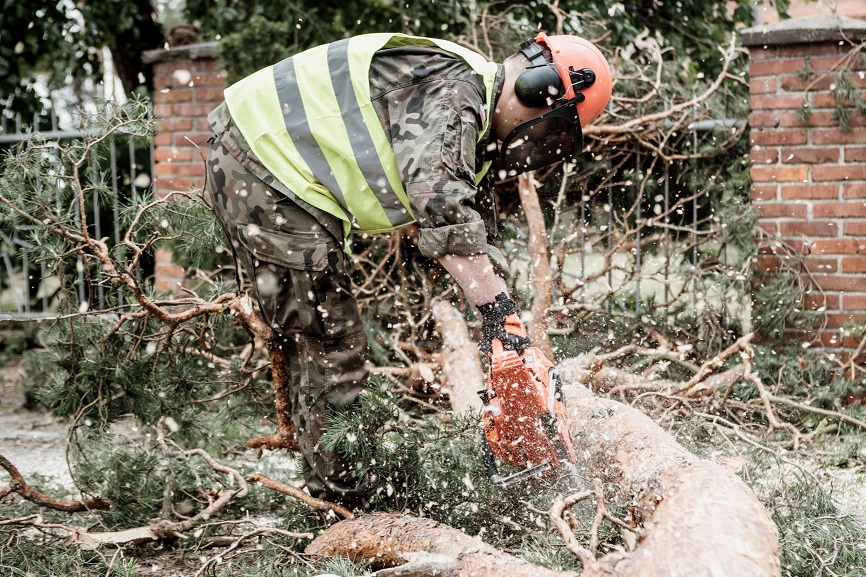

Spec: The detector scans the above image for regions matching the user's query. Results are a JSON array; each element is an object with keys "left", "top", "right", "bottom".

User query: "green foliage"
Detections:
[
  {"left": 768, "top": 478, "right": 866, "bottom": 577},
  {"left": 0, "top": 532, "right": 139, "bottom": 577},
  {"left": 0, "top": 0, "right": 162, "bottom": 118},
  {"left": 751, "top": 264, "right": 814, "bottom": 341}
]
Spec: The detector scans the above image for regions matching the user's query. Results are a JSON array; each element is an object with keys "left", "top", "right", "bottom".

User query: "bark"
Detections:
[
  {"left": 432, "top": 300, "right": 484, "bottom": 415},
  {"left": 306, "top": 513, "right": 575, "bottom": 577},
  {"left": 557, "top": 359, "right": 781, "bottom": 577},
  {"left": 307, "top": 346, "right": 781, "bottom": 577},
  {"left": 517, "top": 172, "right": 554, "bottom": 359}
]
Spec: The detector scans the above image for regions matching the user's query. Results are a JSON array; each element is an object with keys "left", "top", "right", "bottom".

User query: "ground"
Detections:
[{"left": 2, "top": 353, "right": 866, "bottom": 575}]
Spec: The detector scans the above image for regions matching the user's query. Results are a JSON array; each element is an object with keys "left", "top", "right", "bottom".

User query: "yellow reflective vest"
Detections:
[{"left": 224, "top": 33, "right": 498, "bottom": 241}]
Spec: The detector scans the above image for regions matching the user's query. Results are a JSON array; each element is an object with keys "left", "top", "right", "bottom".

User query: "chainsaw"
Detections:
[{"left": 480, "top": 337, "right": 577, "bottom": 486}]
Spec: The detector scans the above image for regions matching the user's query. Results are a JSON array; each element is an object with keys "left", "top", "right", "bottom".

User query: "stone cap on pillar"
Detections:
[
  {"left": 142, "top": 41, "right": 220, "bottom": 65},
  {"left": 741, "top": 14, "right": 866, "bottom": 46}
]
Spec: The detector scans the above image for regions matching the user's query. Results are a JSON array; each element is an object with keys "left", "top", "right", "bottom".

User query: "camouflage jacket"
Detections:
[
  {"left": 213, "top": 45, "right": 506, "bottom": 267},
  {"left": 369, "top": 46, "right": 504, "bottom": 264}
]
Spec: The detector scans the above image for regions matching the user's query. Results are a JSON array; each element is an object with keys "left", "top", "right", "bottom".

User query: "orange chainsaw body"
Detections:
[{"left": 481, "top": 339, "right": 576, "bottom": 483}]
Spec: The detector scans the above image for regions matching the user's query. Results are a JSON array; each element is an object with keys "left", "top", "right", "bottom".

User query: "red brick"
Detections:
[
  {"left": 794, "top": 110, "right": 842, "bottom": 127},
  {"left": 154, "top": 133, "right": 172, "bottom": 147},
  {"left": 813, "top": 165, "right": 866, "bottom": 181},
  {"left": 815, "top": 330, "right": 860, "bottom": 348},
  {"left": 751, "top": 184, "right": 778, "bottom": 201},
  {"left": 810, "top": 92, "right": 839, "bottom": 108},
  {"left": 184, "top": 133, "right": 214, "bottom": 146},
  {"left": 157, "top": 117, "right": 194, "bottom": 132},
  {"left": 155, "top": 88, "right": 193, "bottom": 103},
  {"left": 843, "top": 294, "right": 866, "bottom": 310},
  {"left": 805, "top": 256, "right": 838, "bottom": 273},
  {"left": 809, "top": 240, "right": 866, "bottom": 254},
  {"left": 809, "top": 54, "right": 852, "bottom": 72},
  {"left": 780, "top": 147, "right": 839, "bottom": 164},
  {"left": 812, "top": 275, "right": 866, "bottom": 292},
  {"left": 751, "top": 94, "right": 808, "bottom": 110},
  {"left": 779, "top": 220, "right": 838, "bottom": 237},
  {"left": 172, "top": 163, "right": 205, "bottom": 176},
  {"left": 758, "top": 221, "right": 779, "bottom": 235},
  {"left": 846, "top": 147, "right": 866, "bottom": 163},
  {"left": 154, "top": 60, "right": 197, "bottom": 73},
  {"left": 813, "top": 202, "right": 866, "bottom": 218},
  {"left": 780, "top": 184, "right": 838, "bottom": 199},
  {"left": 779, "top": 43, "right": 840, "bottom": 58},
  {"left": 824, "top": 313, "right": 866, "bottom": 329},
  {"left": 154, "top": 250, "right": 175, "bottom": 264},
  {"left": 749, "top": 130, "right": 808, "bottom": 146},
  {"left": 195, "top": 118, "right": 212, "bottom": 131},
  {"left": 842, "top": 257, "right": 866, "bottom": 273},
  {"left": 750, "top": 148, "right": 779, "bottom": 164},
  {"left": 155, "top": 176, "right": 197, "bottom": 191},
  {"left": 749, "top": 57, "right": 806, "bottom": 76},
  {"left": 804, "top": 292, "right": 840, "bottom": 310},
  {"left": 154, "top": 148, "right": 194, "bottom": 162},
  {"left": 779, "top": 74, "right": 836, "bottom": 92},
  {"left": 756, "top": 202, "right": 808, "bottom": 218},
  {"left": 747, "top": 47, "right": 778, "bottom": 61},
  {"left": 750, "top": 165, "right": 808, "bottom": 182},
  {"left": 750, "top": 77, "right": 777, "bottom": 94},
  {"left": 755, "top": 256, "right": 780, "bottom": 271},
  {"left": 154, "top": 163, "right": 175, "bottom": 176},
  {"left": 749, "top": 111, "right": 780, "bottom": 128},
  {"left": 172, "top": 103, "right": 216, "bottom": 116},
  {"left": 844, "top": 184, "right": 866, "bottom": 199},
  {"left": 812, "top": 128, "right": 866, "bottom": 144},
  {"left": 153, "top": 103, "right": 174, "bottom": 118},
  {"left": 191, "top": 59, "right": 219, "bottom": 72},
  {"left": 193, "top": 88, "right": 225, "bottom": 102},
  {"left": 191, "top": 72, "right": 224, "bottom": 87},
  {"left": 843, "top": 221, "right": 866, "bottom": 236}
]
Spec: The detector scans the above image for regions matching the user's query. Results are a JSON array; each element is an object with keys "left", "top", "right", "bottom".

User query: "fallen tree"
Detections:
[{"left": 306, "top": 326, "right": 782, "bottom": 577}]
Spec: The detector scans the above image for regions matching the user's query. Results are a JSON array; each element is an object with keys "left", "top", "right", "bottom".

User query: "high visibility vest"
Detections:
[{"left": 224, "top": 33, "right": 498, "bottom": 241}]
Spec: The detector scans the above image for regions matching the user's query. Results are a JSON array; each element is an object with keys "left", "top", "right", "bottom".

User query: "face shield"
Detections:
[{"left": 499, "top": 98, "right": 583, "bottom": 175}]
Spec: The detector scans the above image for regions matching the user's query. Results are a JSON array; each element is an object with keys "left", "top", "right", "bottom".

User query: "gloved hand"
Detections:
[{"left": 477, "top": 292, "right": 532, "bottom": 354}]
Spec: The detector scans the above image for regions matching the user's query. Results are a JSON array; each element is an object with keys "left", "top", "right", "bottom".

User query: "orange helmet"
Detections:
[{"left": 519, "top": 32, "right": 612, "bottom": 127}]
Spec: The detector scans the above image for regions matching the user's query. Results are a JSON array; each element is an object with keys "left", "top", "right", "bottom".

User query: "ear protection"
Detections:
[{"left": 514, "top": 38, "right": 596, "bottom": 108}]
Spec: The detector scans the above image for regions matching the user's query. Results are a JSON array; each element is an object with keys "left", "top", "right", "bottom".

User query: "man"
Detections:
[{"left": 205, "top": 32, "right": 612, "bottom": 506}]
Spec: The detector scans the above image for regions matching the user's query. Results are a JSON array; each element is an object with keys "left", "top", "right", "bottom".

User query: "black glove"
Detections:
[{"left": 477, "top": 293, "right": 531, "bottom": 354}]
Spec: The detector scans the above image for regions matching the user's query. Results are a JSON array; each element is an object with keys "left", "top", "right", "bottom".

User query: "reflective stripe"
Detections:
[
  {"left": 327, "top": 40, "right": 411, "bottom": 228},
  {"left": 272, "top": 56, "right": 356, "bottom": 226},
  {"left": 226, "top": 33, "right": 498, "bottom": 240}
]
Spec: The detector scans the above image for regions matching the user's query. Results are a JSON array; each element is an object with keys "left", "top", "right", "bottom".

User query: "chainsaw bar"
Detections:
[{"left": 480, "top": 339, "right": 577, "bottom": 485}]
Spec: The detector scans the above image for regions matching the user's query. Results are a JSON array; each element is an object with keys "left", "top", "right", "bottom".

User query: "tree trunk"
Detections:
[
  {"left": 307, "top": 355, "right": 781, "bottom": 577},
  {"left": 557, "top": 358, "right": 781, "bottom": 577}
]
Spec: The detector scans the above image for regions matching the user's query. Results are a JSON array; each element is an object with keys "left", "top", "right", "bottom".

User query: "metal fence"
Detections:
[
  {"left": 0, "top": 108, "right": 155, "bottom": 320},
  {"left": 1, "top": 107, "right": 746, "bottom": 337}
]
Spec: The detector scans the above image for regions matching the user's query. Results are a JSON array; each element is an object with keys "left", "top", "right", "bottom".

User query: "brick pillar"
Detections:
[
  {"left": 743, "top": 16, "right": 866, "bottom": 351},
  {"left": 142, "top": 42, "right": 225, "bottom": 291}
]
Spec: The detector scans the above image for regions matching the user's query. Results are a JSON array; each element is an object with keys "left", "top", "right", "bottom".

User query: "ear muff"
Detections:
[{"left": 514, "top": 65, "right": 563, "bottom": 107}]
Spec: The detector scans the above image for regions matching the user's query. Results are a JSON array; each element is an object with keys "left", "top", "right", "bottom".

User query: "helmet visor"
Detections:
[{"left": 499, "top": 100, "right": 583, "bottom": 174}]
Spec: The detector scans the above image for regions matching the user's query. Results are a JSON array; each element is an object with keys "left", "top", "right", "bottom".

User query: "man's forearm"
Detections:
[{"left": 437, "top": 253, "right": 508, "bottom": 308}]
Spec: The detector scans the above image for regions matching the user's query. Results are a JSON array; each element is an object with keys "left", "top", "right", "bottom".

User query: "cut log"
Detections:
[
  {"left": 306, "top": 513, "right": 575, "bottom": 577},
  {"left": 307, "top": 352, "right": 781, "bottom": 577},
  {"left": 558, "top": 358, "right": 781, "bottom": 576}
]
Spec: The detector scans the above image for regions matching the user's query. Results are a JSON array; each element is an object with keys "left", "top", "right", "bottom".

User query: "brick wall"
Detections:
[
  {"left": 143, "top": 42, "right": 225, "bottom": 291},
  {"left": 743, "top": 16, "right": 866, "bottom": 350}
]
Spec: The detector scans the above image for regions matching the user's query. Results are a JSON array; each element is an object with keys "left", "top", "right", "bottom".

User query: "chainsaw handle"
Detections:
[{"left": 490, "top": 337, "right": 506, "bottom": 356}]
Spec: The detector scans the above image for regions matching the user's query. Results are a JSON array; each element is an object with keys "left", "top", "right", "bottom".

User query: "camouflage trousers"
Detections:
[{"left": 205, "top": 108, "right": 368, "bottom": 506}]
